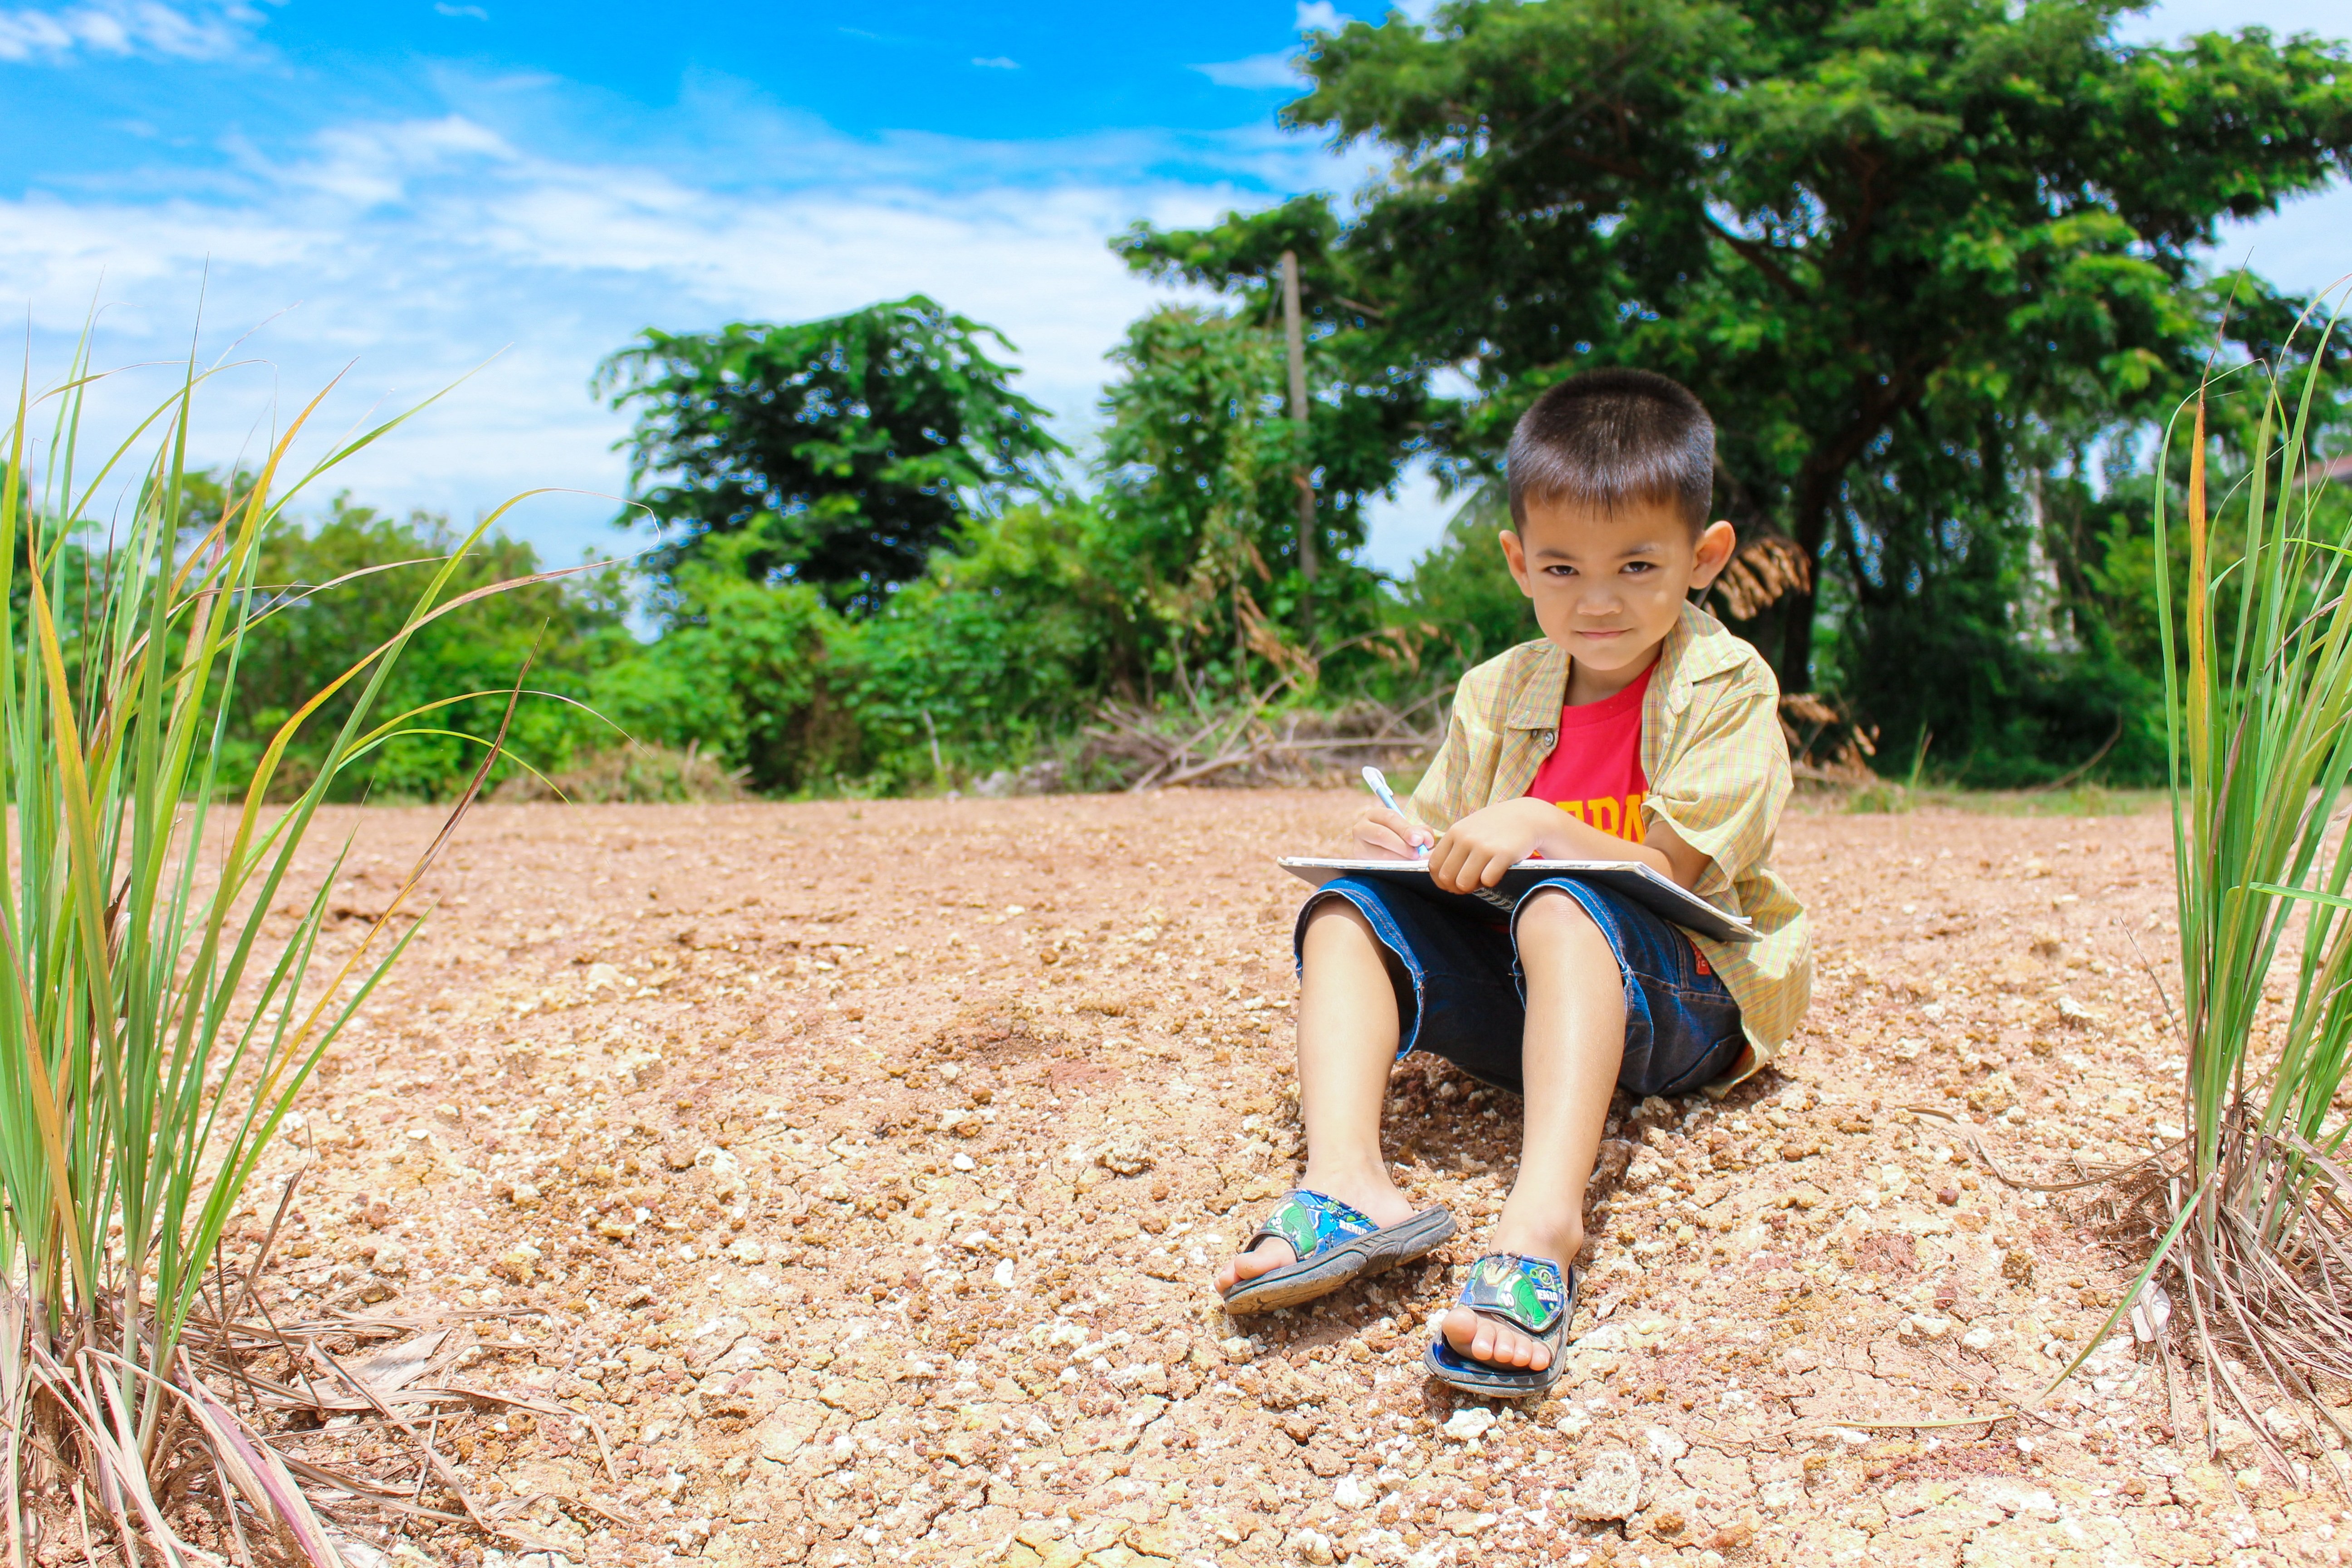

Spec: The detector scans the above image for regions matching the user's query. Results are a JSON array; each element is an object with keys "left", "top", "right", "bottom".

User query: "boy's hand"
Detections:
[
  {"left": 1351, "top": 806, "right": 1433, "bottom": 860},
  {"left": 1426, "top": 799, "right": 1560, "bottom": 893}
]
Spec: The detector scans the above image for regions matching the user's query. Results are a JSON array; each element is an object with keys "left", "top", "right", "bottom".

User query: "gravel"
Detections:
[{"left": 233, "top": 793, "right": 2342, "bottom": 1567}]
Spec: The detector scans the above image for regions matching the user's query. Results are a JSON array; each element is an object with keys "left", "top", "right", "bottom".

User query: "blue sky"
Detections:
[{"left": 2, "top": 0, "right": 2345, "bottom": 575}]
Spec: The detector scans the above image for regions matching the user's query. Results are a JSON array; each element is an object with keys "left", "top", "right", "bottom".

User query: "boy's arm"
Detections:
[
  {"left": 1642, "top": 665, "right": 1790, "bottom": 903},
  {"left": 1424, "top": 799, "right": 1713, "bottom": 892}
]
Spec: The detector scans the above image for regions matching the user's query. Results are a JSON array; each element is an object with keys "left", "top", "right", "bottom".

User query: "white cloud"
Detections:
[
  {"left": 1191, "top": 51, "right": 1301, "bottom": 90},
  {"left": 1195, "top": 4, "right": 1360, "bottom": 91},
  {"left": 434, "top": 3, "right": 489, "bottom": 19},
  {"left": 0, "top": 0, "right": 261, "bottom": 63},
  {"left": 970, "top": 55, "right": 1018, "bottom": 70},
  {"left": 0, "top": 108, "right": 1320, "bottom": 564}
]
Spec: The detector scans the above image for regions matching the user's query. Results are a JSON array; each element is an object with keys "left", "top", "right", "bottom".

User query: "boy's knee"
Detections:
[
  {"left": 1515, "top": 888, "right": 1607, "bottom": 956},
  {"left": 1302, "top": 895, "right": 1377, "bottom": 951}
]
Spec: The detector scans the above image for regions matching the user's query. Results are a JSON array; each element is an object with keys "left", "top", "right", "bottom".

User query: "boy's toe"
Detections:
[
  {"left": 1442, "top": 1306, "right": 1555, "bottom": 1369},
  {"left": 1219, "top": 1239, "right": 1297, "bottom": 1294},
  {"left": 1441, "top": 1305, "right": 1488, "bottom": 1360}
]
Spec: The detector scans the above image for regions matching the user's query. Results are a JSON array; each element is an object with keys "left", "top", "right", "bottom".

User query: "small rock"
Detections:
[
  {"left": 1564, "top": 1449, "right": 1642, "bottom": 1521},
  {"left": 1259, "top": 1364, "right": 1314, "bottom": 1410},
  {"left": 1642, "top": 1425, "right": 1688, "bottom": 1463},
  {"left": 1285, "top": 1528, "right": 1335, "bottom": 1565},
  {"left": 1096, "top": 1139, "right": 1153, "bottom": 1177},
  {"left": 1974, "top": 1478, "right": 2059, "bottom": 1521},
  {"left": 1441, "top": 1407, "right": 1496, "bottom": 1442},
  {"left": 726, "top": 1239, "right": 765, "bottom": 1265},
  {"left": 369, "top": 1241, "right": 407, "bottom": 1276},
  {"left": 495, "top": 1245, "right": 539, "bottom": 1285},
  {"left": 1960, "top": 1324, "right": 1997, "bottom": 1352},
  {"left": 1333, "top": 1474, "right": 1372, "bottom": 1509},
  {"left": 1901, "top": 1313, "right": 1953, "bottom": 1340},
  {"left": 507, "top": 1181, "right": 541, "bottom": 1209},
  {"left": 696, "top": 1147, "right": 744, "bottom": 1198}
]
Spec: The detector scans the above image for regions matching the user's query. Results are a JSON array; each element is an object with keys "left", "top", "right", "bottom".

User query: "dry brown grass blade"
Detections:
[
  {"left": 267, "top": 1452, "right": 467, "bottom": 1525},
  {"left": 307, "top": 1346, "right": 574, "bottom": 1557}
]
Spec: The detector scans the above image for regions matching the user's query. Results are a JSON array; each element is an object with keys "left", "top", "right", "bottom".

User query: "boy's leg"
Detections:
[
  {"left": 1216, "top": 898, "right": 1417, "bottom": 1293},
  {"left": 1441, "top": 887, "right": 1623, "bottom": 1370}
]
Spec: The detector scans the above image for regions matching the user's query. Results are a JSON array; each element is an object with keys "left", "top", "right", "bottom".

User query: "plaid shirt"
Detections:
[{"left": 1410, "top": 602, "right": 1812, "bottom": 1073}]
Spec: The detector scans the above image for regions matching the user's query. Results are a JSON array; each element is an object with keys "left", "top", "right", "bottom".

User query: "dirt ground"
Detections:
[{"left": 234, "top": 791, "right": 2352, "bottom": 1568}]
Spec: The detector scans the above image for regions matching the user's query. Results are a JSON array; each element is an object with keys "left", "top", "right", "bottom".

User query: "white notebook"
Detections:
[{"left": 1278, "top": 857, "right": 1756, "bottom": 943}]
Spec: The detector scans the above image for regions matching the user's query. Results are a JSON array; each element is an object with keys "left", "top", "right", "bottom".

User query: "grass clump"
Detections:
[
  {"left": 2060, "top": 286, "right": 2352, "bottom": 1475},
  {"left": 0, "top": 340, "right": 551, "bottom": 1562}
]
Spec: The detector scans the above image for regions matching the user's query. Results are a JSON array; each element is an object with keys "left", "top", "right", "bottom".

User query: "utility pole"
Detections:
[{"left": 1280, "top": 250, "right": 1318, "bottom": 634}]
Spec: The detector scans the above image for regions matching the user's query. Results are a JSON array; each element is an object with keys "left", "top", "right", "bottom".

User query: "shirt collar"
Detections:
[{"left": 1505, "top": 602, "right": 1744, "bottom": 730}]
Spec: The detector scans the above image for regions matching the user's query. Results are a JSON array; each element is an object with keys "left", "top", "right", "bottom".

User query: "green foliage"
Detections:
[
  {"left": 589, "top": 532, "right": 843, "bottom": 789},
  {"left": 597, "top": 296, "right": 1068, "bottom": 613},
  {"left": 222, "top": 496, "right": 632, "bottom": 800},
  {"left": 590, "top": 508, "right": 1124, "bottom": 794}
]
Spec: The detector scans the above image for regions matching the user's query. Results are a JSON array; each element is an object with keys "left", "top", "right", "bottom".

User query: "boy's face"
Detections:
[{"left": 1500, "top": 497, "right": 1737, "bottom": 678}]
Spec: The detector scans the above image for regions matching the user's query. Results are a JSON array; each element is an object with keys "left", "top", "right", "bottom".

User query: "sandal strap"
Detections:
[
  {"left": 1455, "top": 1252, "right": 1569, "bottom": 1337},
  {"left": 1250, "top": 1189, "right": 1378, "bottom": 1263}
]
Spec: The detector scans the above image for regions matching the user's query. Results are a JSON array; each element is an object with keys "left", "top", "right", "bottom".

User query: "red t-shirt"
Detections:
[{"left": 1523, "top": 661, "right": 1651, "bottom": 844}]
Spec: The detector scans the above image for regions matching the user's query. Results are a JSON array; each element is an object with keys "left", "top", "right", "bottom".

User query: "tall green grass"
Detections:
[
  {"left": 0, "top": 339, "right": 556, "bottom": 1564},
  {"left": 2124, "top": 282, "right": 2352, "bottom": 1461}
]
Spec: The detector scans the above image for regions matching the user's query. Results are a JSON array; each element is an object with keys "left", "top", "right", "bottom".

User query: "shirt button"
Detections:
[{"left": 1539, "top": 731, "right": 1556, "bottom": 748}]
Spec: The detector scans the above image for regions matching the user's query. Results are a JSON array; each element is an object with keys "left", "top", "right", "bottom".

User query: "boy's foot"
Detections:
[
  {"left": 1440, "top": 1223, "right": 1582, "bottom": 1371},
  {"left": 1215, "top": 1175, "right": 1415, "bottom": 1295}
]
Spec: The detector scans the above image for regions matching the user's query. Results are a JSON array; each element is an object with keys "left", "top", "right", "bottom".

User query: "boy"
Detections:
[{"left": 1212, "top": 368, "right": 1810, "bottom": 1396}]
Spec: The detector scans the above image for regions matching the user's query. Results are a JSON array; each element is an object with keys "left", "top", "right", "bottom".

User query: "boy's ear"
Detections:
[
  {"left": 1498, "top": 529, "right": 1535, "bottom": 598},
  {"left": 1689, "top": 521, "right": 1737, "bottom": 593}
]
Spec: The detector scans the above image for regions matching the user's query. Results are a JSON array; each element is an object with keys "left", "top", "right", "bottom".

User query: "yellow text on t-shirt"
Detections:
[{"left": 1553, "top": 792, "right": 1646, "bottom": 843}]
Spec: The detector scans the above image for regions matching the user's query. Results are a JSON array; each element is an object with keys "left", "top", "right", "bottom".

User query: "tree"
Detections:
[
  {"left": 1158, "top": 1, "right": 2352, "bottom": 711},
  {"left": 597, "top": 297, "right": 1068, "bottom": 614}
]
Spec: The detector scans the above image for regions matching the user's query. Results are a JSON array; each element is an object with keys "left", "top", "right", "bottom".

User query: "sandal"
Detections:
[
  {"left": 1423, "top": 1252, "right": 1578, "bottom": 1398},
  {"left": 1220, "top": 1190, "right": 1457, "bottom": 1314}
]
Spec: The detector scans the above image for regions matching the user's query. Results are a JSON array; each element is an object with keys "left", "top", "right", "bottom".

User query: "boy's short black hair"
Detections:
[{"left": 1506, "top": 368, "right": 1715, "bottom": 532}]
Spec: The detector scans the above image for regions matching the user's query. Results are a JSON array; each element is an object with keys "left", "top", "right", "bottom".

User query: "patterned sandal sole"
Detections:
[{"left": 1220, "top": 1205, "right": 1458, "bottom": 1315}]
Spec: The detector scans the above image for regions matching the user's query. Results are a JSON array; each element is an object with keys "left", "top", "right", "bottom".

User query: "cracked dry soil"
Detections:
[{"left": 223, "top": 792, "right": 2350, "bottom": 1568}]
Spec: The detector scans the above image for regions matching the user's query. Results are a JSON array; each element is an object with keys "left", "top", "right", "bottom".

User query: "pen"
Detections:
[{"left": 1361, "top": 766, "right": 1431, "bottom": 858}]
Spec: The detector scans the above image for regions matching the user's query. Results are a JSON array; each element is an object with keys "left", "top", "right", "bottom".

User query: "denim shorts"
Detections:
[{"left": 1294, "top": 875, "right": 1745, "bottom": 1099}]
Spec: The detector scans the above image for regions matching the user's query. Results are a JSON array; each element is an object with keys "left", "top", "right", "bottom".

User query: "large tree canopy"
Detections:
[
  {"left": 1141, "top": 1, "right": 2352, "bottom": 709},
  {"left": 597, "top": 296, "right": 1066, "bottom": 614}
]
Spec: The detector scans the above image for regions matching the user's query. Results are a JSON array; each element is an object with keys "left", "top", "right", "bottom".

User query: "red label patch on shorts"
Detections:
[{"left": 1690, "top": 944, "right": 1712, "bottom": 976}]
